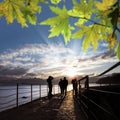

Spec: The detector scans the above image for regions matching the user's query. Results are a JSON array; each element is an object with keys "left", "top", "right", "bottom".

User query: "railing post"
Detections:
[
  {"left": 53, "top": 85, "right": 55, "bottom": 95},
  {"left": 16, "top": 83, "right": 19, "bottom": 107},
  {"left": 86, "top": 75, "right": 90, "bottom": 119},
  {"left": 47, "top": 85, "right": 48, "bottom": 96},
  {"left": 39, "top": 84, "right": 41, "bottom": 98},
  {"left": 87, "top": 75, "right": 89, "bottom": 90},
  {"left": 78, "top": 80, "right": 81, "bottom": 96},
  {"left": 57, "top": 85, "right": 60, "bottom": 93},
  {"left": 85, "top": 75, "right": 89, "bottom": 90},
  {"left": 31, "top": 84, "right": 32, "bottom": 102}
]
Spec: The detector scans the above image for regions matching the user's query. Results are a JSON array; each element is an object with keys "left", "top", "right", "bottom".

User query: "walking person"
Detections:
[{"left": 47, "top": 76, "right": 54, "bottom": 99}]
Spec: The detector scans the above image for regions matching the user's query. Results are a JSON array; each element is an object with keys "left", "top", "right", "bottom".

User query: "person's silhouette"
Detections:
[
  {"left": 59, "top": 79, "right": 64, "bottom": 95},
  {"left": 63, "top": 77, "right": 68, "bottom": 95},
  {"left": 71, "top": 78, "right": 78, "bottom": 96},
  {"left": 47, "top": 76, "right": 54, "bottom": 98}
]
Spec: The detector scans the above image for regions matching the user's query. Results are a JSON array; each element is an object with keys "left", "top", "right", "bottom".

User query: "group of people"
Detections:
[
  {"left": 47, "top": 75, "right": 78, "bottom": 99},
  {"left": 58, "top": 77, "right": 68, "bottom": 95}
]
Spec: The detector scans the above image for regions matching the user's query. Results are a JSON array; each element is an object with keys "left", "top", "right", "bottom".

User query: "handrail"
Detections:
[
  {"left": 0, "top": 93, "right": 16, "bottom": 98},
  {"left": 0, "top": 84, "right": 60, "bottom": 112},
  {"left": 98, "top": 61, "right": 120, "bottom": 76},
  {"left": 0, "top": 98, "right": 16, "bottom": 105},
  {"left": 79, "top": 75, "right": 88, "bottom": 81},
  {"left": 89, "top": 96, "right": 119, "bottom": 120},
  {"left": 80, "top": 93, "right": 119, "bottom": 120},
  {"left": 0, "top": 83, "right": 72, "bottom": 112},
  {"left": 89, "top": 88, "right": 120, "bottom": 95},
  {"left": 77, "top": 61, "right": 120, "bottom": 120}
]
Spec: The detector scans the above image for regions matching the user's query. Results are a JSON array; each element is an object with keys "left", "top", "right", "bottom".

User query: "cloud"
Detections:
[
  {"left": 0, "top": 43, "right": 119, "bottom": 80},
  {"left": 0, "top": 65, "right": 28, "bottom": 81}
]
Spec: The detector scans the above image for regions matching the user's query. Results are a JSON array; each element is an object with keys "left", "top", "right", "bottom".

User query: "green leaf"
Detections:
[
  {"left": 68, "top": 0, "right": 95, "bottom": 19},
  {"left": 75, "top": 18, "right": 87, "bottom": 26},
  {"left": 72, "top": 24, "right": 112, "bottom": 51},
  {"left": 72, "top": 28, "right": 84, "bottom": 40},
  {"left": 27, "top": 15, "right": 37, "bottom": 25},
  {"left": 50, "top": 0, "right": 61, "bottom": 5},
  {"left": 41, "top": 6, "right": 73, "bottom": 43},
  {"left": 72, "top": 0, "right": 77, "bottom": 5},
  {"left": 50, "top": 6, "right": 68, "bottom": 17},
  {"left": 26, "top": 0, "right": 41, "bottom": 14}
]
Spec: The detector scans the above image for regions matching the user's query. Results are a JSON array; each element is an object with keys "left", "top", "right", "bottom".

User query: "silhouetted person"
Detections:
[
  {"left": 71, "top": 78, "right": 78, "bottom": 96},
  {"left": 47, "top": 76, "right": 54, "bottom": 99},
  {"left": 59, "top": 79, "right": 64, "bottom": 95},
  {"left": 85, "top": 75, "right": 89, "bottom": 89},
  {"left": 63, "top": 77, "right": 68, "bottom": 95}
]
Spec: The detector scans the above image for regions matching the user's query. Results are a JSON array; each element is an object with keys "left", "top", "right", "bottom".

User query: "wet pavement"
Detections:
[
  {"left": 55, "top": 92, "right": 86, "bottom": 120},
  {"left": 0, "top": 91, "right": 86, "bottom": 120}
]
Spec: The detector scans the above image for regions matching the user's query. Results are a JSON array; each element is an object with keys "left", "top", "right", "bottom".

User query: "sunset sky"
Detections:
[{"left": 0, "top": 2, "right": 119, "bottom": 80}]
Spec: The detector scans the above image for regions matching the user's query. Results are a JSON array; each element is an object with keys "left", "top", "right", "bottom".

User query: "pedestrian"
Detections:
[
  {"left": 59, "top": 79, "right": 64, "bottom": 95},
  {"left": 71, "top": 78, "right": 78, "bottom": 96},
  {"left": 63, "top": 77, "right": 68, "bottom": 95},
  {"left": 47, "top": 76, "right": 54, "bottom": 99}
]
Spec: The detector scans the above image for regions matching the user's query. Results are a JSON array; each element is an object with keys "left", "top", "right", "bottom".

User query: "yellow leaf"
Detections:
[
  {"left": 95, "top": 0, "right": 117, "bottom": 11},
  {"left": 0, "top": 3, "right": 3, "bottom": 17},
  {"left": 1, "top": 2, "right": 14, "bottom": 24},
  {"left": 7, "top": 4, "right": 14, "bottom": 23},
  {"left": 107, "top": 33, "right": 117, "bottom": 49},
  {"left": 15, "top": 8, "right": 28, "bottom": 27}
]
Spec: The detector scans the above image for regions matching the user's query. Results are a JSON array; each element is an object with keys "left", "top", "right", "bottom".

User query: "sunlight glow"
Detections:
[
  {"left": 65, "top": 68, "right": 78, "bottom": 77},
  {"left": 0, "top": 43, "right": 118, "bottom": 79}
]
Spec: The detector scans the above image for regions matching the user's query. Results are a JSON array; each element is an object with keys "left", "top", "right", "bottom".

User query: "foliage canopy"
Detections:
[{"left": 0, "top": 0, "right": 120, "bottom": 60}]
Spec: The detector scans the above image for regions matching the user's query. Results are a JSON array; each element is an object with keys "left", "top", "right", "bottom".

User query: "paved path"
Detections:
[
  {"left": 55, "top": 92, "right": 86, "bottom": 120},
  {"left": 0, "top": 91, "right": 86, "bottom": 120}
]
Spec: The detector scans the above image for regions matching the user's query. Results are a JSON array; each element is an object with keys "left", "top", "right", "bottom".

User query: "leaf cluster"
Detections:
[
  {"left": 41, "top": 0, "right": 120, "bottom": 60},
  {"left": 0, "top": 0, "right": 43, "bottom": 27},
  {"left": 0, "top": 0, "right": 120, "bottom": 60}
]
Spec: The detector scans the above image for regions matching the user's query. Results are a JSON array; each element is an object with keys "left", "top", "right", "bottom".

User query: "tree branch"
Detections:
[
  {"left": 82, "top": 17, "right": 109, "bottom": 27},
  {"left": 70, "top": 15, "right": 110, "bottom": 27}
]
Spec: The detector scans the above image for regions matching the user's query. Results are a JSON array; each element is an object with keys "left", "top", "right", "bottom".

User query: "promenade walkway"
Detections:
[{"left": 0, "top": 91, "right": 86, "bottom": 120}]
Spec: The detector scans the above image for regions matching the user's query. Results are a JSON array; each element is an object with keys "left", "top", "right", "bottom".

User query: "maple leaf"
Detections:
[
  {"left": 72, "top": 25, "right": 97, "bottom": 51},
  {"left": 107, "top": 33, "right": 117, "bottom": 49},
  {"left": 0, "top": 0, "right": 41, "bottom": 27},
  {"left": 95, "top": 0, "right": 117, "bottom": 11},
  {"left": 1, "top": 1, "right": 14, "bottom": 24},
  {"left": 41, "top": 6, "right": 74, "bottom": 43},
  {"left": 68, "top": 0, "right": 95, "bottom": 19},
  {"left": 72, "top": 24, "right": 112, "bottom": 51}
]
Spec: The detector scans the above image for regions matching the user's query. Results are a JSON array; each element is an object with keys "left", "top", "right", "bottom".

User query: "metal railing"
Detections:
[
  {"left": 0, "top": 83, "right": 60, "bottom": 112},
  {"left": 77, "top": 62, "right": 120, "bottom": 120},
  {"left": 0, "top": 83, "right": 72, "bottom": 112}
]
